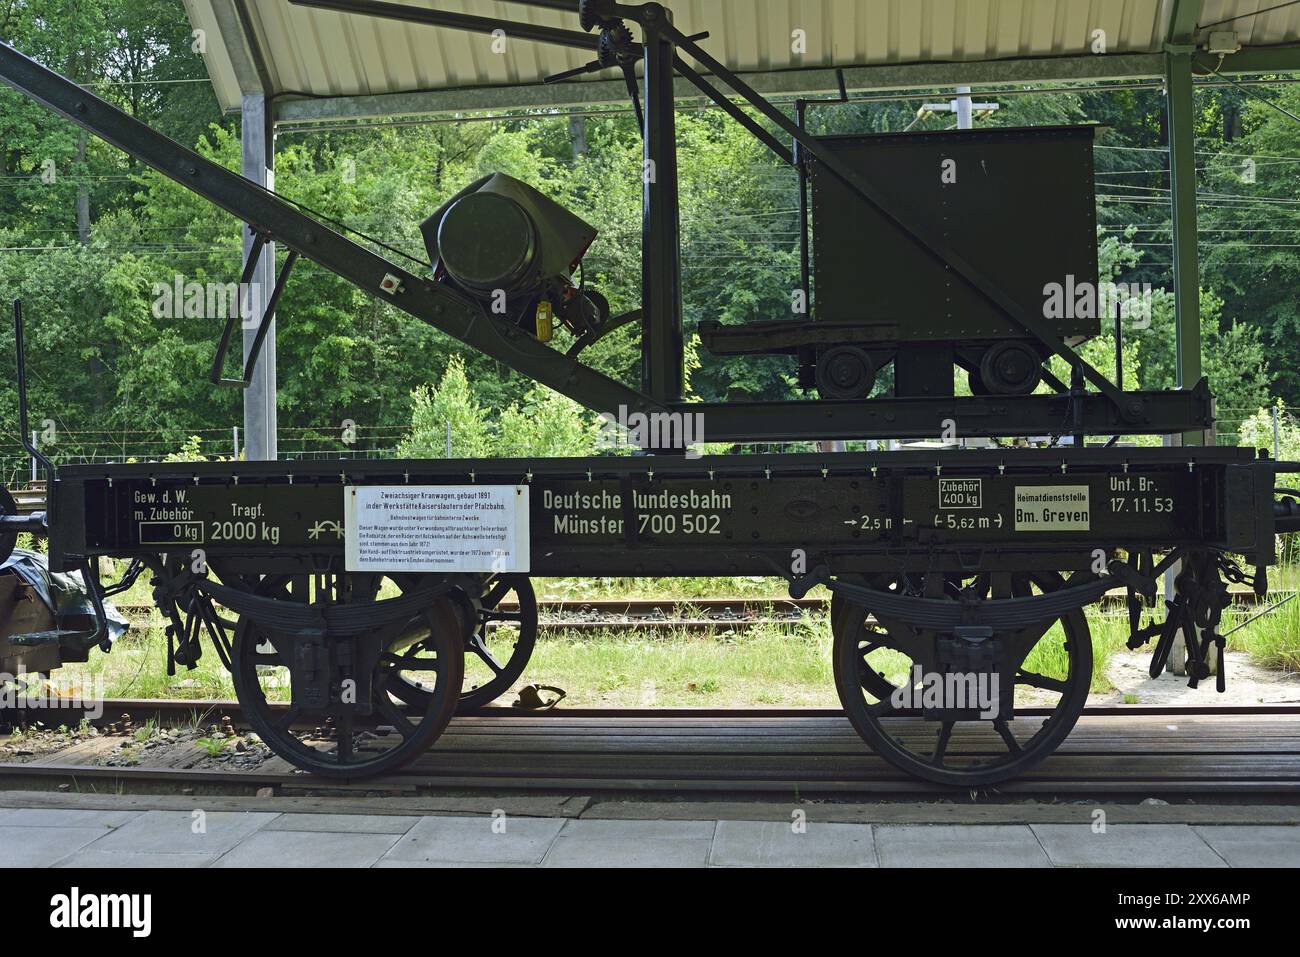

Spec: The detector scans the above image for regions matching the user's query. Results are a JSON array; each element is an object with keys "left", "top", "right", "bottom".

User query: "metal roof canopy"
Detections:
[{"left": 185, "top": 1, "right": 1300, "bottom": 124}]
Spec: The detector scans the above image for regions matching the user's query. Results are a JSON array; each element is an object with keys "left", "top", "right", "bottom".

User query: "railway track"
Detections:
[
  {"left": 108, "top": 596, "right": 822, "bottom": 634},
  {"left": 4, "top": 701, "right": 1300, "bottom": 798},
  {"left": 110, "top": 596, "right": 822, "bottom": 616},
  {"left": 104, "top": 591, "right": 1288, "bottom": 635}
]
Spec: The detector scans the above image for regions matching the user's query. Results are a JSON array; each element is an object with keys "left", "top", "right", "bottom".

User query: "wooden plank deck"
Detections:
[{"left": 5, "top": 712, "right": 1299, "bottom": 796}]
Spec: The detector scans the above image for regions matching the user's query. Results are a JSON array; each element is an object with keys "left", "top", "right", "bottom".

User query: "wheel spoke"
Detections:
[
  {"left": 466, "top": 633, "right": 505, "bottom": 673},
  {"left": 870, "top": 617, "right": 928, "bottom": 659},
  {"left": 336, "top": 709, "right": 354, "bottom": 763},
  {"left": 273, "top": 704, "right": 300, "bottom": 733},
  {"left": 482, "top": 578, "right": 512, "bottom": 609},
  {"left": 865, "top": 697, "right": 897, "bottom": 718},
  {"left": 1005, "top": 619, "right": 1057, "bottom": 660},
  {"left": 932, "top": 720, "right": 954, "bottom": 766},
  {"left": 373, "top": 689, "right": 416, "bottom": 738},
  {"left": 1017, "top": 669, "right": 1069, "bottom": 693},
  {"left": 994, "top": 719, "right": 1021, "bottom": 753},
  {"left": 386, "top": 655, "right": 441, "bottom": 672}
]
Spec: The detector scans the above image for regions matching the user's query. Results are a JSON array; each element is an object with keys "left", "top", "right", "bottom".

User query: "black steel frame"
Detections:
[{"left": 51, "top": 444, "right": 1280, "bottom": 577}]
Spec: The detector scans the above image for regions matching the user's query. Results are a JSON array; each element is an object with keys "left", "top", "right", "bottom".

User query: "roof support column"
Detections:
[
  {"left": 1165, "top": 48, "right": 1201, "bottom": 396},
  {"left": 240, "top": 92, "right": 278, "bottom": 460},
  {"left": 640, "top": 28, "right": 684, "bottom": 404},
  {"left": 1164, "top": 0, "right": 1204, "bottom": 446}
]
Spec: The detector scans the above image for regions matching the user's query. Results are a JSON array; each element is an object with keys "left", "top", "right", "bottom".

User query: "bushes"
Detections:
[
  {"left": 1239, "top": 401, "right": 1300, "bottom": 463},
  {"left": 397, "top": 356, "right": 492, "bottom": 458},
  {"left": 398, "top": 356, "right": 597, "bottom": 459},
  {"left": 497, "top": 385, "right": 600, "bottom": 458}
]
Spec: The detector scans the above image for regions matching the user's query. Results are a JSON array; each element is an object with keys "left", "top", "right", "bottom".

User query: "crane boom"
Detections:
[{"left": 0, "top": 40, "right": 664, "bottom": 420}]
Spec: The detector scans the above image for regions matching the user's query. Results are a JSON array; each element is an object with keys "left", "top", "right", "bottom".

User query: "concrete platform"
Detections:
[{"left": 1, "top": 792, "right": 1298, "bottom": 867}]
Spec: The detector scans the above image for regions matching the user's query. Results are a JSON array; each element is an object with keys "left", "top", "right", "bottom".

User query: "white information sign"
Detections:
[
  {"left": 344, "top": 485, "right": 530, "bottom": 572},
  {"left": 1013, "top": 485, "right": 1091, "bottom": 532}
]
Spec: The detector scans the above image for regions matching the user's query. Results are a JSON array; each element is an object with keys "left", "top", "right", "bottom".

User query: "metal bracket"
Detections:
[{"left": 210, "top": 235, "right": 298, "bottom": 389}]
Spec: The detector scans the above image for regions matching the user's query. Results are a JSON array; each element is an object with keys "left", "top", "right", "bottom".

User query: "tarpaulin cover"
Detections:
[{"left": 0, "top": 548, "right": 129, "bottom": 649}]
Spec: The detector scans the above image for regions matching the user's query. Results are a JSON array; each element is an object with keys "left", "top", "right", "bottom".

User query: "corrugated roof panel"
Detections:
[
  {"left": 1205, "top": 0, "right": 1300, "bottom": 46},
  {"left": 1057, "top": 0, "right": 1090, "bottom": 56},
  {"left": 182, "top": 0, "right": 246, "bottom": 105},
  {"left": 925, "top": 0, "right": 955, "bottom": 63},
  {"left": 185, "top": 1, "right": 1300, "bottom": 114}
]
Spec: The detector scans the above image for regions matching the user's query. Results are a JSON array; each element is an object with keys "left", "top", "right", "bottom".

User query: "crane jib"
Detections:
[{"left": 0, "top": 40, "right": 663, "bottom": 422}]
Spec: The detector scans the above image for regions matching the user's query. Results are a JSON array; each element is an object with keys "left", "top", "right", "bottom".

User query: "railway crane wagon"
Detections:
[{"left": 2, "top": 0, "right": 1298, "bottom": 787}]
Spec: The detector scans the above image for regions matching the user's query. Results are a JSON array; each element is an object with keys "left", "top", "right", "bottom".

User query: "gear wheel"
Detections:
[
  {"left": 597, "top": 22, "right": 635, "bottom": 67},
  {"left": 578, "top": 0, "right": 614, "bottom": 33}
]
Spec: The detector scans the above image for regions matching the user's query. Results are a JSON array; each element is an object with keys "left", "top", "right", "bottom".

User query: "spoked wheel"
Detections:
[
  {"left": 385, "top": 574, "right": 538, "bottom": 712},
  {"left": 831, "top": 573, "right": 908, "bottom": 700},
  {"left": 229, "top": 572, "right": 463, "bottom": 779},
  {"left": 833, "top": 571, "right": 1092, "bottom": 787},
  {"left": 460, "top": 574, "right": 538, "bottom": 710}
]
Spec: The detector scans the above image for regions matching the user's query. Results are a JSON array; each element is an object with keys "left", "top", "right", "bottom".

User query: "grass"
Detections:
[
  {"left": 519, "top": 619, "right": 836, "bottom": 707},
  {"left": 537, "top": 576, "right": 819, "bottom": 601},
  {"left": 196, "top": 736, "right": 232, "bottom": 757},
  {"left": 1224, "top": 594, "right": 1300, "bottom": 674},
  {"left": 63, "top": 609, "right": 238, "bottom": 701}
]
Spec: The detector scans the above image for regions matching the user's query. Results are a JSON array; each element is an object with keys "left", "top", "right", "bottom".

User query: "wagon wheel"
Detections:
[
  {"left": 833, "top": 571, "right": 1091, "bottom": 787},
  {"left": 460, "top": 574, "right": 538, "bottom": 710},
  {"left": 831, "top": 572, "right": 989, "bottom": 701},
  {"left": 831, "top": 573, "right": 911, "bottom": 700},
  {"left": 387, "top": 574, "right": 538, "bottom": 711},
  {"left": 229, "top": 573, "right": 463, "bottom": 779}
]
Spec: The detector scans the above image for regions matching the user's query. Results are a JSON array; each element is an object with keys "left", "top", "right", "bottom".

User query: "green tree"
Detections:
[
  {"left": 497, "top": 384, "right": 598, "bottom": 458},
  {"left": 397, "top": 355, "right": 491, "bottom": 458},
  {"left": 1198, "top": 85, "right": 1300, "bottom": 404},
  {"left": 1137, "top": 288, "right": 1271, "bottom": 439}
]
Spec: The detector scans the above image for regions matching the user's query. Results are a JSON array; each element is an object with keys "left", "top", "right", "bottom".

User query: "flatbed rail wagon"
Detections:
[{"left": 2, "top": 0, "right": 1298, "bottom": 787}]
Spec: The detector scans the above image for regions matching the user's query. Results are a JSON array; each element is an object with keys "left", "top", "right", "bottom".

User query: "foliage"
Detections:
[
  {"left": 1239, "top": 401, "right": 1300, "bottom": 463},
  {"left": 162, "top": 434, "right": 205, "bottom": 462},
  {"left": 397, "top": 356, "right": 491, "bottom": 459},
  {"left": 1137, "top": 289, "right": 1272, "bottom": 439},
  {"left": 497, "top": 385, "right": 599, "bottom": 458},
  {"left": 1238, "top": 402, "right": 1300, "bottom": 562},
  {"left": 399, "top": 357, "right": 596, "bottom": 458},
  {"left": 1198, "top": 86, "right": 1300, "bottom": 403}
]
